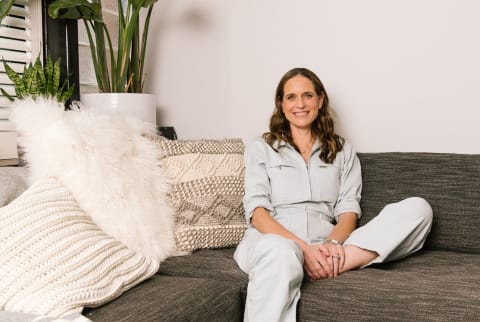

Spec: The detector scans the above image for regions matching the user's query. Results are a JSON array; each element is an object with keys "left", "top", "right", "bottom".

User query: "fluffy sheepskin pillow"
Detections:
[
  {"left": 0, "top": 178, "right": 159, "bottom": 317},
  {"left": 9, "top": 98, "right": 175, "bottom": 262}
]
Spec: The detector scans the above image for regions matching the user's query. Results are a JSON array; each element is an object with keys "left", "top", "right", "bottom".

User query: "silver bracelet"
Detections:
[{"left": 324, "top": 239, "right": 342, "bottom": 245}]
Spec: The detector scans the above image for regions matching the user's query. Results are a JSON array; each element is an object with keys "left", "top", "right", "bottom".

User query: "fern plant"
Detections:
[{"left": 1, "top": 56, "right": 75, "bottom": 103}]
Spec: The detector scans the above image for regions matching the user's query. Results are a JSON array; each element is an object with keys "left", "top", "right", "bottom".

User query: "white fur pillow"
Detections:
[
  {"left": 9, "top": 98, "right": 175, "bottom": 262},
  {"left": 0, "top": 178, "right": 159, "bottom": 317}
]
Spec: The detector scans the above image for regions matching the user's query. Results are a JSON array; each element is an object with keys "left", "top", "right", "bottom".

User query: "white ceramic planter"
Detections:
[{"left": 80, "top": 93, "right": 157, "bottom": 125}]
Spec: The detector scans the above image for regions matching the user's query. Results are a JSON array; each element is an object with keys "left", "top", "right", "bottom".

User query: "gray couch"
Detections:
[{"left": 2, "top": 152, "right": 479, "bottom": 321}]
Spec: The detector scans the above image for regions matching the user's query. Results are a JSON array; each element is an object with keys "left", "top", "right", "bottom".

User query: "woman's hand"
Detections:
[
  {"left": 250, "top": 209, "right": 336, "bottom": 279},
  {"left": 315, "top": 212, "right": 356, "bottom": 277},
  {"left": 318, "top": 242, "right": 346, "bottom": 277},
  {"left": 302, "top": 244, "right": 332, "bottom": 280}
]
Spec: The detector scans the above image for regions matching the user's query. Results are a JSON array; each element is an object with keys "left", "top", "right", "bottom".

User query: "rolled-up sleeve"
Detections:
[
  {"left": 243, "top": 138, "right": 274, "bottom": 223},
  {"left": 333, "top": 141, "right": 362, "bottom": 220}
]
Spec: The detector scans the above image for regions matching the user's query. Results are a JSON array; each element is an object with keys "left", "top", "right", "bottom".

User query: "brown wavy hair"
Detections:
[{"left": 263, "top": 67, "right": 344, "bottom": 164}]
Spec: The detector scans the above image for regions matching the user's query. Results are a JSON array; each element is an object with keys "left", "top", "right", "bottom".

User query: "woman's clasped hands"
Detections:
[{"left": 302, "top": 242, "right": 346, "bottom": 280}]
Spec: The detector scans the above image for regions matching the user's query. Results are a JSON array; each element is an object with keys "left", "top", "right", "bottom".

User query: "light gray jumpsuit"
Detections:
[{"left": 234, "top": 137, "right": 433, "bottom": 322}]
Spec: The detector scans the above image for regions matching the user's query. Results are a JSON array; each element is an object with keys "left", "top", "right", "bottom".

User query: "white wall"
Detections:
[
  {"left": 147, "top": 0, "right": 480, "bottom": 153},
  {"left": 146, "top": 0, "right": 230, "bottom": 139}
]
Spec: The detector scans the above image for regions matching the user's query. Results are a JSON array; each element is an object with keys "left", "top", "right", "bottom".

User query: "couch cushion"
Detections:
[
  {"left": 0, "top": 167, "right": 28, "bottom": 207},
  {"left": 299, "top": 250, "right": 480, "bottom": 321},
  {"left": 83, "top": 275, "right": 243, "bottom": 322},
  {"left": 358, "top": 153, "right": 480, "bottom": 253},
  {"left": 159, "top": 248, "right": 248, "bottom": 285}
]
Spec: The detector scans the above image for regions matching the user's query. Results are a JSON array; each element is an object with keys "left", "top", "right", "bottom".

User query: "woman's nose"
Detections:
[{"left": 297, "top": 97, "right": 306, "bottom": 108}]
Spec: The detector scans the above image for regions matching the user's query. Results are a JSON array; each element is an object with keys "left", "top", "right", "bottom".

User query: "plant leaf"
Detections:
[
  {"left": 59, "top": 83, "right": 75, "bottom": 103},
  {"left": 45, "top": 55, "right": 54, "bottom": 95},
  {"left": 53, "top": 58, "right": 61, "bottom": 93},
  {"left": 117, "top": 6, "right": 142, "bottom": 92},
  {"left": 128, "top": 0, "right": 158, "bottom": 9},
  {"left": 34, "top": 57, "right": 47, "bottom": 95},
  {"left": 2, "top": 54, "right": 74, "bottom": 102},
  {"left": 30, "top": 65, "right": 40, "bottom": 98},
  {"left": 3, "top": 60, "right": 23, "bottom": 92},
  {"left": 48, "top": 0, "right": 103, "bottom": 22},
  {"left": 137, "top": 5, "right": 154, "bottom": 93},
  {"left": 0, "top": 0, "right": 15, "bottom": 23},
  {"left": 22, "top": 63, "right": 36, "bottom": 99},
  {"left": 0, "top": 88, "right": 14, "bottom": 102}
]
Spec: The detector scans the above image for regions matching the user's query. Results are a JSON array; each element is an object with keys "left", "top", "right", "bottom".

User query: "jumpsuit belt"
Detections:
[{"left": 273, "top": 206, "right": 335, "bottom": 244}]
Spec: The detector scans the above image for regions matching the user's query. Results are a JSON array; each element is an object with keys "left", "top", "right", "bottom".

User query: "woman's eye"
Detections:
[
  {"left": 305, "top": 93, "right": 313, "bottom": 99},
  {"left": 286, "top": 95, "right": 295, "bottom": 101}
]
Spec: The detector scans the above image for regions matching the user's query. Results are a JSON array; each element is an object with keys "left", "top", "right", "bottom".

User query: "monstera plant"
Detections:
[{"left": 48, "top": 0, "right": 157, "bottom": 94}]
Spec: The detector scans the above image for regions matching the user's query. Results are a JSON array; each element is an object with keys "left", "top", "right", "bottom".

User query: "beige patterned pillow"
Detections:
[
  {"left": 154, "top": 137, "right": 247, "bottom": 255},
  {"left": 0, "top": 178, "right": 159, "bottom": 318}
]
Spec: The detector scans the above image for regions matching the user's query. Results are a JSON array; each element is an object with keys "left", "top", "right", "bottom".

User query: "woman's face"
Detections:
[{"left": 281, "top": 75, "right": 324, "bottom": 132}]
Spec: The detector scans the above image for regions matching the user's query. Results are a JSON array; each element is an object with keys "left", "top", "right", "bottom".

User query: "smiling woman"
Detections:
[
  {"left": 265, "top": 67, "right": 341, "bottom": 164},
  {"left": 281, "top": 75, "right": 323, "bottom": 140},
  {"left": 233, "top": 67, "right": 434, "bottom": 322}
]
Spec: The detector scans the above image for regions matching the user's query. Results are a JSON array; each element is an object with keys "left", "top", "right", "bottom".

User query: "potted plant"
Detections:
[
  {"left": 0, "top": 55, "right": 76, "bottom": 166},
  {"left": 1, "top": 1, "right": 64, "bottom": 107},
  {"left": 1, "top": 56, "right": 75, "bottom": 104},
  {"left": 48, "top": 0, "right": 158, "bottom": 124}
]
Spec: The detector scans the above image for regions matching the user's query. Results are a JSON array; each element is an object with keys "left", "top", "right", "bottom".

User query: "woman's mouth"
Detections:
[{"left": 293, "top": 111, "right": 309, "bottom": 116}]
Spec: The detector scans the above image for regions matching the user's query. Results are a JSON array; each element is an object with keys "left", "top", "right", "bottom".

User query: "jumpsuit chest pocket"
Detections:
[
  {"left": 309, "top": 159, "right": 341, "bottom": 203},
  {"left": 266, "top": 159, "right": 302, "bottom": 203}
]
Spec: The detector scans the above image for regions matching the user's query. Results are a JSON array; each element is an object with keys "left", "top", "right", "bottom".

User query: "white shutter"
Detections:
[{"left": 0, "top": 0, "right": 42, "bottom": 108}]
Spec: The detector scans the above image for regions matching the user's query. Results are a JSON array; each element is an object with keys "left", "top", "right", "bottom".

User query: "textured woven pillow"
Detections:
[
  {"left": 0, "top": 178, "right": 159, "bottom": 318},
  {"left": 154, "top": 137, "right": 247, "bottom": 255}
]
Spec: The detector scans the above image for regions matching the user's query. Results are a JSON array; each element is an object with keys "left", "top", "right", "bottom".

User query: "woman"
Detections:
[{"left": 234, "top": 67, "right": 433, "bottom": 322}]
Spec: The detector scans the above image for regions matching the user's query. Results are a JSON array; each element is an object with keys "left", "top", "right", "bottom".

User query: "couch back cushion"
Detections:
[
  {"left": 0, "top": 167, "right": 28, "bottom": 207},
  {"left": 358, "top": 153, "right": 480, "bottom": 254}
]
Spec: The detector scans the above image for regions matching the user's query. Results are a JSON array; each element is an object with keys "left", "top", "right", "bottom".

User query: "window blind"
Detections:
[{"left": 0, "top": 0, "right": 42, "bottom": 108}]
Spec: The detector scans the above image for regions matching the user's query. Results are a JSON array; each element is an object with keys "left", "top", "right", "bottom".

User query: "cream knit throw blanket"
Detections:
[{"left": 0, "top": 178, "right": 159, "bottom": 317}]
